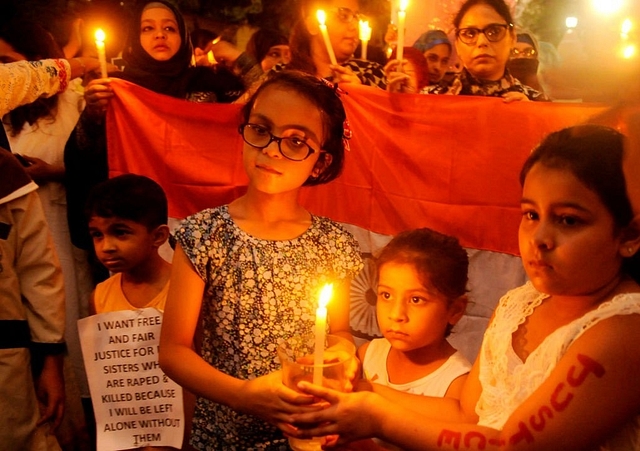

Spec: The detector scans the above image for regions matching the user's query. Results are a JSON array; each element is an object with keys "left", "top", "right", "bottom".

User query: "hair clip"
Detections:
[
  {"left": 319, "top": 78, "right": 352, "bottom": 151},
  {"left": 320, "top": 78, "right": 349, "bottom": 98},
  {"left": 343, "top": 118, "right": 352, "bottom": 152}
]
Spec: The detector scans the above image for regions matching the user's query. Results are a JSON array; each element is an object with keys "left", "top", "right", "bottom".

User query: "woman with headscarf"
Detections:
[
  {"left": 64, "top": 0, "right": 246, "bottom": 254},
  {"left": 245, "top": 29, "right": 291, "bottom": 72},
  {"left": 507, "top": 30, "right": 544, "bottom": 93}
]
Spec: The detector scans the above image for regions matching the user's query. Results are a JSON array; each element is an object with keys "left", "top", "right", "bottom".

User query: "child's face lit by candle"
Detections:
[
  {"left": 139, "top": 7, "right": 182, "bottom": 61},
  {"left": 242, "top": 85, "right": 325, "bottom": 195},
  {"left": 376, "top": 262, "right": 462, "bottom": 353}
]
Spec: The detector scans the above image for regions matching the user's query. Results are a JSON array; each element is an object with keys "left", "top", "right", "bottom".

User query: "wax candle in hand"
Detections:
[
  {"left": 95, "top": 29, "right": 108, "bottom": 78},
  {"left": 396, "top": 0, "right": 408, "bottom": 70},
  {"left": 317, "top": 10, "right": 338, "bottom": 65},
  {"left": 359, "top": 20, "right": 372, "bottom": 60},
  {"left": 313, "top": 284, "right": 333, "bottom": 385}
]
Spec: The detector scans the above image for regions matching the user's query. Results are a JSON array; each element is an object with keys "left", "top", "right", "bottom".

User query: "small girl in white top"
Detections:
[
  {"left": 360, "top": 228, "right": 471, "bottom": 399},
  {"left": 357, "top": 228, "right": 471, "bottom": 450}
]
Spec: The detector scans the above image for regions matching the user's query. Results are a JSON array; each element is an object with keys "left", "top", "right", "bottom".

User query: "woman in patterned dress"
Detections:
[{"left": 159, "top": 71, "right": 363, "bottom": 450}]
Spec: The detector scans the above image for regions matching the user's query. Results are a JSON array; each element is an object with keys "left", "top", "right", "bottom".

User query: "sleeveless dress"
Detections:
[
  {"left": 363, "top": 338, "right": 471, "bottom": 396},
  {"left": 476, "top": 282, "right": 640, "bottom": 450}
]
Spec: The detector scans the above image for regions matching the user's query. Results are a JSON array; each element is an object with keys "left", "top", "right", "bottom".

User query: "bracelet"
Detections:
[{"left": 72, "top": 57, "right": 86, "bottom": 76}]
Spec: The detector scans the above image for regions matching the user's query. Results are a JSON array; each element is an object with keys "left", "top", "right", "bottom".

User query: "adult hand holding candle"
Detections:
[
  {"left": 396, "top": 0, "right": 408, "bottom": 70},
  {"left": 359, "top": 20, "right": 371, "bottom": 60},
  {"left": 316, "top": 10, "right": 338, "bottom": 66},
  {"left": 313, "top": 283, "right": 333, "bottom": 385},
  {"left": 94, "top": 29, "right": 108, "bottom": 78}
]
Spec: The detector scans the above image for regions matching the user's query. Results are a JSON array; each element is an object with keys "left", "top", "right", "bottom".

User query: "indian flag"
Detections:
[{"left": 106, "top": 79, "right": 607, "bottom": 360}]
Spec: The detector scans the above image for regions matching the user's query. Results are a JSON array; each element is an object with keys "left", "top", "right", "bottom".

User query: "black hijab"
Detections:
[{"left": 115, "top": 0, "right": 243, "bottom": 101}]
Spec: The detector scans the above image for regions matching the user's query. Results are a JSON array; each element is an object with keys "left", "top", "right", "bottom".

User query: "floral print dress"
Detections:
[{"left": 174, "top": 205, "right": 363, "bottom": 450}]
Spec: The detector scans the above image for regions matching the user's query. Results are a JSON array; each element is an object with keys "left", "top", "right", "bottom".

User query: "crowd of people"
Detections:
[{"left": 1, "top": 0, "right": 639, "bottom": 450}]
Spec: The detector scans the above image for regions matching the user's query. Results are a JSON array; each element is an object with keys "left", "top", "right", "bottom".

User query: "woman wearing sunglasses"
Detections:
[{"left": 425, "top": 0, "right": 545, "bottom": 102}]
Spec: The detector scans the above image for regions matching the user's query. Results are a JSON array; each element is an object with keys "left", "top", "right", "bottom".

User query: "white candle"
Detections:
[
  {"left": 313, "top": 284, "right": 333, "bottom": 385},
  {"left": 390, "top": 0, "right": 396, "bottom": 26},
  {"left": 316, "top": 10, "right": 338, "bottom": 65},
  {"left": 95, "top": 29, "right": 108, "bottom": 78},
  {"left": 359, "top": 20, "right": 371, "bottom": 60},
  {"left": 396, "top": 0, "right": 408, "bottom": 68}
]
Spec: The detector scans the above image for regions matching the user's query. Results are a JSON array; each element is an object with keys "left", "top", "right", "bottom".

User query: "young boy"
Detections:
[
  {"left": 85, "top": 174, "right": 171, "bottom": 314},
  {"left": 84, "top": 174, "right": 180, "bottom": 451}
]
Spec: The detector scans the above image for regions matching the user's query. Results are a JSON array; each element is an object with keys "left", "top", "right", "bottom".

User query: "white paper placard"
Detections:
[{"left": 78, "top": 308, "right": 184, "bottom": 450}]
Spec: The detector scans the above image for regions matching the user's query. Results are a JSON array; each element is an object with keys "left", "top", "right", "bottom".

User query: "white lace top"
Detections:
[
  {"left": 476, "top": 282, "right": 640, "bottom": 450},
  {"left": 0, "top": 59, "right": 70, "bottom": 117}
]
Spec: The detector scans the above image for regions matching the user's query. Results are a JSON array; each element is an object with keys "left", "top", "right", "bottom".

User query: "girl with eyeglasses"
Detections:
[
  {"left": 159, "top": 70, "right": 363, "bottom": 451},
  {"left": 424, "top": 0, "right": 545, "bottom": 102}
]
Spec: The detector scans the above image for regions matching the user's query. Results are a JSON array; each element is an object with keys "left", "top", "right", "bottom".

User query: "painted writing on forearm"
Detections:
[{"left": 436, "top": 354, "right": 604, "bottom": 449}]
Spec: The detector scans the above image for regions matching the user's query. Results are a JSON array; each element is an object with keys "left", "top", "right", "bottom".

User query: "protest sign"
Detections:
[{"left": 79, "top": 308, "right": 184, "bottom": 450}]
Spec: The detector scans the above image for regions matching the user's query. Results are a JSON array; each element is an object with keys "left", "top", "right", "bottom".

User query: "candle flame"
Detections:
[
  {"left": 316, "top": 10, "right": 327, "bottom": 26},
  {"left": 318, "top": 283, "right": 333, "bottom": 309},
  {"left": 399, "top": 0, "right": 409, "bottom": 12},
  {"left": 359, "top": 20, "right": 372, "bottom": 41},
  {"left": 95, "top": 29, "right": 106, "bottom": 43}
]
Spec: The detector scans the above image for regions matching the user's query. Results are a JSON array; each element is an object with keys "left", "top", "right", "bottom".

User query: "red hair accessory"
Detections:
[
  {"left": 343, "top": 118, "right": 352, "bottom": 152},
  {"left": 319, "top": 78, "right": 352, "bottom": 151}
]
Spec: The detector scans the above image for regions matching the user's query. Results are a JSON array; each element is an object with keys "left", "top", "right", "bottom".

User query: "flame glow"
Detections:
[
  {"left": 95, "top": 29, "right": 106, "bottom": 43},
  {"left": 318, "top": 284, "right": 333, "bottom": 309},
  {"left": 316, "top": 10, "right": 327, "bottom": 26}
]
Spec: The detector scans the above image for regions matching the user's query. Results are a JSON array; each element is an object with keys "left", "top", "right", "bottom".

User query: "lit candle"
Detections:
[
  {"left": 313, "top": 284, "right": 333, "bottom": 385},
  {"left": 396, "top": 0, "right": 408, "bottom": 69},
  {"left": 316, "top": 10, "right": 338, "bottom": 65},
  {"left": 390, "top": 0, "right": 396, "bottom": 26},
  {"left": 94, "top": 29, "right": 108, "bottom": 78},
  {"left": 359, "top": 20, "right": 372, "bottom": 60},
  {"left": 207, "top": 50, "right": 216, "bottom": 65}
]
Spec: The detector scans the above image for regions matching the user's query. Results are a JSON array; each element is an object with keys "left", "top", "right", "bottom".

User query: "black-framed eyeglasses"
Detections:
[
  {"left": 510, "top": 47, "right": 537, "bottom": 58},
  {"left": 456, "top": 23, "right": 512, "bottom": 45},
  {"left": 239, "top": 123, "right": 318, "bottom": 161},
  {"left": 334, "top": 7, "right": 365, "bottom": 23}
]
